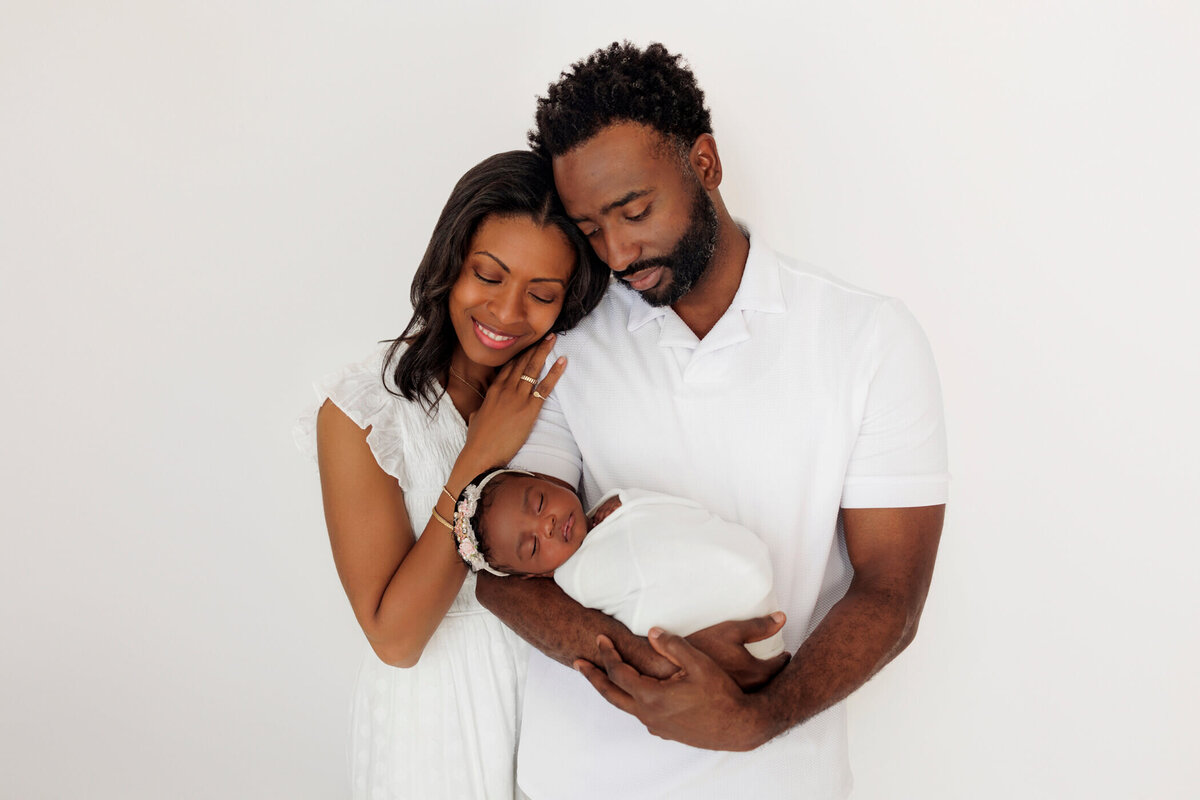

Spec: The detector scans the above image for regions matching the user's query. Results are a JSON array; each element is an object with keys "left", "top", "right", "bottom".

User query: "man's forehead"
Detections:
[{"left": 552, "top": 122, "right": 671, "bottom": 213}]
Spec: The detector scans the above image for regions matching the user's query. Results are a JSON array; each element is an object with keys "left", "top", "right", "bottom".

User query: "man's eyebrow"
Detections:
[
  {"left": 569, "top": 189, "right": 653, "bottom": 223},
  {"left": 474, "top": 251, "right": 565, "bottom": 286}
]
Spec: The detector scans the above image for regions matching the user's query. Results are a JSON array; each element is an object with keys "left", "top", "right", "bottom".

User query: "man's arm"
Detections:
[
  {"left": 575, "top": 504, "right": 944, "bottom": 751},
  {"left": 476, "top": 573, "right": 790, "bottom": 683},
  {"left": 476, "top": 573, "right": 675, "bottom": 678}
]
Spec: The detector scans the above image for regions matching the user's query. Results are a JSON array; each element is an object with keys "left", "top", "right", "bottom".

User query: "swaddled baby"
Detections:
[{"left": 452, "top": 468, "right": 784, "bottom": 658}]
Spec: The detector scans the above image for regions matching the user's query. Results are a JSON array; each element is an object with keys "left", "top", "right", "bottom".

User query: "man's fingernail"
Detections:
[
  {"left": 770, "top": 612, "right": 785, "bottom": 624},
  {"left": 649, "top": 627, "right": 663, "bottom": 639}
]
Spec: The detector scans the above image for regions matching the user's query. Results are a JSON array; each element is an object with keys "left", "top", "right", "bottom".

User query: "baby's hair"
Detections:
[{"left": 457, "top": 468, "right": 535, "bottom": 577}]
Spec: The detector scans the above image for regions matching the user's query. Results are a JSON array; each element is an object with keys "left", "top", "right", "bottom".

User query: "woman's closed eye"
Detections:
[{"left": 474, "top": 270, "right": 501, "bottom": 285}]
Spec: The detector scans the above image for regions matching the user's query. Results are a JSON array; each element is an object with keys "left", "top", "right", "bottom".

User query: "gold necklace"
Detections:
[{"left": 448, "top": 366, "right": 486, "bottom": 401}]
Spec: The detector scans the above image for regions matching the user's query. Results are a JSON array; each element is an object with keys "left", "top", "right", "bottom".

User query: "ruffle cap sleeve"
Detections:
[{"left": 293, "top": 345, "right": 410, "bottom": 482}]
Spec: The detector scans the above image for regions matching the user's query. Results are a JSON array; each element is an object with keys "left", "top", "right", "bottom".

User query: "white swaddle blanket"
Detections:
[{"left": 554, "top": 489, "right": 785, "bottom": 659}]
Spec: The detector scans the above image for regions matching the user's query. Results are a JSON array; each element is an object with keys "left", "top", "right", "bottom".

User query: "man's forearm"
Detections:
[
  {"left": 746, "top": 579, "right": 919, "bottom": 743},
  {"left": 476, "top": 573, "right": 673, "bottom": 677}
]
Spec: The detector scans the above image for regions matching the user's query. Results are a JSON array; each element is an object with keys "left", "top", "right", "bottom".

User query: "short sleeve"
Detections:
[
  {"left": 841, "top": 300, "right": 949, "bottom": 508},
  {"left": 293, "top": 347, "right": 408, "bottom": 482},
  {"left": 509, "top": 350, "right": 583, "bottom": 488}
]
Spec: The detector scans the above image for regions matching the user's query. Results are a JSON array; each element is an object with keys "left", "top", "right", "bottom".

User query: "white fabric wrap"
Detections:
[{"left": 554, "top": 489, "right": 783, "bottom": 659}]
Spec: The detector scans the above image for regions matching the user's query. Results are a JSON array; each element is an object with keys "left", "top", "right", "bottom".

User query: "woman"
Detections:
[{"left": 298, "top": 151, "right": 607, "bottom": 798}]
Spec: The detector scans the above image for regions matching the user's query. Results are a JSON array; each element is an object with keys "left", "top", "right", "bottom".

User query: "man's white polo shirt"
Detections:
[{"left": 512, "top": 229, "right": 948, "bottom": 799}]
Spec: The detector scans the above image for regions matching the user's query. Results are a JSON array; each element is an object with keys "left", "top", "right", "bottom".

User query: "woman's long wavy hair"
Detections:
[{"left": 383, "top": 151, "right": 608, "bottom": 409}]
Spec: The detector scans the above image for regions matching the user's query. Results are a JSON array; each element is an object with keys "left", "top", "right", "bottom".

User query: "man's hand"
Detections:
[
  {"left": 574, "top": 629, "right": 782, "bottom": 752},
  {"left": 587, "top": 494, "right": 623, "bottom": 526},
  {"left": 685, "top": 613, "right": 790, "bottom": 691}
]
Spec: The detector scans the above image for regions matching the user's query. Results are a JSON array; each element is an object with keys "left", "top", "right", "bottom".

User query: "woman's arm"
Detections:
[
  {"left": 317, "top": 401, "right": 471, "bottom": 667},
  {"left": 317, "top": 337, "right": 567, "bottom": 668}
]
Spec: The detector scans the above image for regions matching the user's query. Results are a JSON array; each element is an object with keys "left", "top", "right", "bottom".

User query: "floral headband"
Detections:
[{"left": 453, "top": 468, "right": 532, "bottom": 577}]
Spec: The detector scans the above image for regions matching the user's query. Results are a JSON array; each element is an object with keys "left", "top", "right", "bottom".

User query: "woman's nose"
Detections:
[{"left": 490, "top": 285, "right": 523, "bottom": 324}]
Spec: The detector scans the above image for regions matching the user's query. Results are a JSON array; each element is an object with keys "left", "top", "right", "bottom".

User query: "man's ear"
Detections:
[{"left": 690, "top": 134, "right": 722, "bottom": 191}]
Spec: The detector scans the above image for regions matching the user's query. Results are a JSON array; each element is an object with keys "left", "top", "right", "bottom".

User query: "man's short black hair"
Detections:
[{"left": 529, "top": 41, "right": 713, "bottom": 160}]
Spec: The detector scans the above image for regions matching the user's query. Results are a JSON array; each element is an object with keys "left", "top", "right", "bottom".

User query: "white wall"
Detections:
[{"left": 3, "top": 2, "right": 1196, "bottom": 797}]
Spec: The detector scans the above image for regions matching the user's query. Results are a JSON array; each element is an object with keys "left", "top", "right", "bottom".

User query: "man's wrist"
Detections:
[{"left": 738, "top": 683, "right": 792, "bottom": 749}]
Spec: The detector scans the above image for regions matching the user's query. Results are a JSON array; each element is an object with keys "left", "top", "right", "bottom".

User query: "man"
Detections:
[{"left": 477, "top": 42, "right": 948, "bottom": 798}]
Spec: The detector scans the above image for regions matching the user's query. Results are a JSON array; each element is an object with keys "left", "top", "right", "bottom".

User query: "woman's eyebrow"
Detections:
[
  {"left": 475, "top": 251, "right": 565, "bottom": 285},
  {"left": 474, "top": 250, "right": 511, "bottom": 272}
]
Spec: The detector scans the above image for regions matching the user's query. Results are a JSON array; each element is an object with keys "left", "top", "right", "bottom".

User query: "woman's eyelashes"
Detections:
[{"left": 474, "top": 270, "right": 558, "bottom": 305}]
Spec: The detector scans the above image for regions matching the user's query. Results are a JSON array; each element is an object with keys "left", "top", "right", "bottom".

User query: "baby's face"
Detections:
[{"left": 481, "top": 475, "right": 589, "bottom": 576}]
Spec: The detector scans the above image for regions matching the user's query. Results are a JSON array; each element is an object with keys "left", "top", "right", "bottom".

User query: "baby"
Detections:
[{"left": 452, "top": 468, "right": 784, "bottom": 658}]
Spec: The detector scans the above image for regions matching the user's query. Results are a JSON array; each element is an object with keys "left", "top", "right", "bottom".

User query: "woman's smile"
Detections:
[{"left": 471, "top": 318, "right": 521, "bottom": 349}]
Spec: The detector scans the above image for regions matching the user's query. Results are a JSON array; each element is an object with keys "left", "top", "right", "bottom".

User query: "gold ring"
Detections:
[
  {"left": 532, "top": 391, "right": 545, "bottom": 400},
  {"left": 519, "top": 375, "right": 537, "bottom": 385}
]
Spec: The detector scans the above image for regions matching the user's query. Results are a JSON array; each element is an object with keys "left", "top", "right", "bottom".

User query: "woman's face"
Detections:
[{"left": 448, "top": 214, "right": 575, "bottom": 369}]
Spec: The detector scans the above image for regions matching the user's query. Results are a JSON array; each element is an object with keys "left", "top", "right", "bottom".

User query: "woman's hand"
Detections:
[{"left": 461, "top": 334, "right": 566, "bottom": 470}]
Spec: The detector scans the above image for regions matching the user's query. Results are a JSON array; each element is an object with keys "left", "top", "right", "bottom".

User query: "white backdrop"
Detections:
[{"left": 3, "top": 2, "right": 1197, "bottom": 798}]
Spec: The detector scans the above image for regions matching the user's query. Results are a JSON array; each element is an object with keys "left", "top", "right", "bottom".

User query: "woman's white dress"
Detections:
[{"left": 298, "top": 346, "right": 530, "bottom": 800}]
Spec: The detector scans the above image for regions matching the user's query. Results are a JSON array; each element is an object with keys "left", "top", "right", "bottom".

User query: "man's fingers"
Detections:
[
  {"left": 573, "top": 658, "right": 637, "bottom": 715},
  {"left": 595, "top": 634, "right": 670, "bottom": 698},
  {"left": 762, "top": 649, "right": 791, "bottom": 675},
  {"left": 739, "top": 611, "right": 787, "bottom": 644},
  {"left": 647, "top": 628, "right": 706, "bottom": 673}
]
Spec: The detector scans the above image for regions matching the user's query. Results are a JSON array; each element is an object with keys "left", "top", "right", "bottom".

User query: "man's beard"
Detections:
[{"left": 614, "top": 181, "right": 719, "bottom": 307}]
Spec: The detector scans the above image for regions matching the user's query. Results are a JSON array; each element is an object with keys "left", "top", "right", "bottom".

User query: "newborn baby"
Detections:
[{"left": 452, "top": 468, "right": 784, "bottom": 658}]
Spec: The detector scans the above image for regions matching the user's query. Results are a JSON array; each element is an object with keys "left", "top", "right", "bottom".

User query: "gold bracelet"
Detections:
[
  {"left": 441, "top": 485, "right": 457, "bottom": 505},
  {"left": 431, "top": 508, "right": 454, "bottom": 531}
]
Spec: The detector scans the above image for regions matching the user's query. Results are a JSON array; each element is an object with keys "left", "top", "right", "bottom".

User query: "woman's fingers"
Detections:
[
  {"left": 516, "top": 334, "right": 556, "bottom": 387},
  {"left": 535, "top": 356, "right": 568, "bottom": 398}
]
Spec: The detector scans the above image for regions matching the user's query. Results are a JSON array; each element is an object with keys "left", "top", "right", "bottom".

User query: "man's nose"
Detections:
[{"left": 602, "top": 230, "right": 640, "bottom": 274}]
